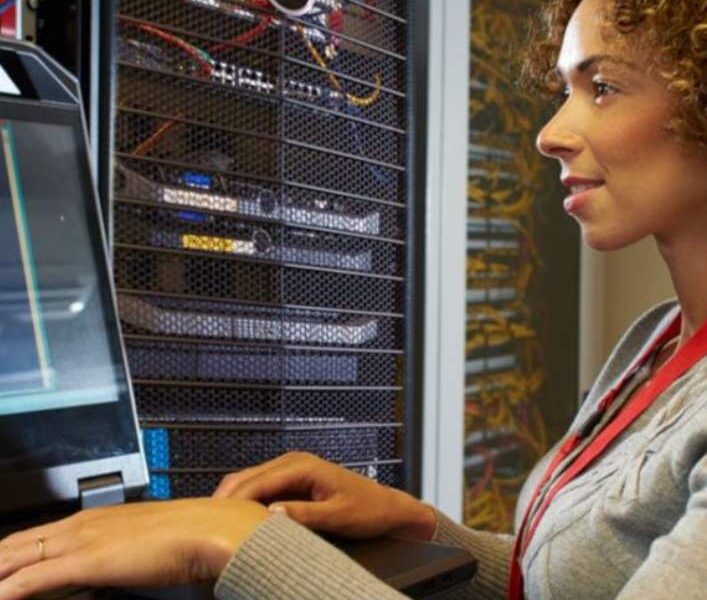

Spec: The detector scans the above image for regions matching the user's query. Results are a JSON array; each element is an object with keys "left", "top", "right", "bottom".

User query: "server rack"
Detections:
[
  {"left": 33, "top": 0, "right": 426, "bottom": 498},
  {"left": 463, "top": 0, "right": 579, "bottom": 532}
]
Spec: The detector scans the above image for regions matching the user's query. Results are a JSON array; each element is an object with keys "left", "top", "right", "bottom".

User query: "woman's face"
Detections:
[{"left": 536, "top": 0, "right": 707, "bottom": 251}]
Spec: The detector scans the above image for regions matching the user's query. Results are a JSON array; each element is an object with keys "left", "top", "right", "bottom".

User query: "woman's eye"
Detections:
[{"left": 593, "top": 80, "right": 618, "bottom": 99}]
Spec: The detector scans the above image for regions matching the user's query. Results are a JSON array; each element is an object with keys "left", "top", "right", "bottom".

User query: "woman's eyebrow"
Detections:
[{"left": 556, "top": 54, "right": 639, "bottom": 79}]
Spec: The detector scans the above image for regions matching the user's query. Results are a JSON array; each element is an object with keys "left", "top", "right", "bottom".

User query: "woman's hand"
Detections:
[
  {"left": 0, "top": 498, "right": 269, "bottom": 600},
  {"left": 213, "top": 452, "right": 437, "bottom": 541}
]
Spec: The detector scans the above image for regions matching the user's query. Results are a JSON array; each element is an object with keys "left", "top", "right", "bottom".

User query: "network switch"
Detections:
[{"left": 119, "top": 294, "right": 379, "bottom": 345}]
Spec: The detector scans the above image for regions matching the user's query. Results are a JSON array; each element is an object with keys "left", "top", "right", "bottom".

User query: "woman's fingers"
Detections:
[
  {"left": 0, "top": 539, "right": 45, "bottom": 581},
  {"left": 0, "top": 556, "right": 83, "bottom": 600},
  {"left": 227, "top": 460, "right": 320, "bottom": 502},
  {"left": 0, "top": 498, "right": 272, "bottom": 600},
  {"left": 0, "top": 501, "right": 158, "bottom": 556},
  {"left": 212, "top": 454, "right": 403, "bottom": 538},
  {"left": 212, "top": 453, "right": 370, "bottom": 534},
  {"left": 0, "top": 507, "right": 132, "bottom": 579},
  {"left": 212, "top": 452, "right": 298, "bottom": 498},
  {"left": 0, "top": 514, "right": 75, "bottom": 551},
  {"left": 268, "top": 499, "right": 344, "bottom": 532},
  {"left": 0, "top": 526, "right": 82, "bottom": 581},
  {"left": 212, "top": 465, "right": 264, "bottom": 498},
  {"left": 214, "top": 452, "right": 323, "bottom": 500},
  {"left": 213, "top": 455, "right": 426, "bottom": 541}
]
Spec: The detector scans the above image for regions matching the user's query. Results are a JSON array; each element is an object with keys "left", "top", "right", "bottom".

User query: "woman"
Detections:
[{"left": 0, "top": 0, "right": 705, "bottom": 598}]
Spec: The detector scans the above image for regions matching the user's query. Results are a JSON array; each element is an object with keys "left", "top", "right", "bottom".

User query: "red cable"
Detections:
[
  {"left": 467, "top": 445, "right": 496, "bottom": 498},
  {"left": 211, "top": 14, "right": 274, "bottom": 53},
  {"left": 363, "top": 0, "right": 377, "bottom": 21},
  {"left": 329, "top": 9, "right": 344, "bottom": 33},
  {"left": 135, "top": 22, "right": 213, "bottom": 75}
]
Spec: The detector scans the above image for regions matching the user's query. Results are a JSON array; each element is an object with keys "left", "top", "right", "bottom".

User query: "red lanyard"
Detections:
[{"left": 507, "top": 311, "right": 707, "bottom": 600}]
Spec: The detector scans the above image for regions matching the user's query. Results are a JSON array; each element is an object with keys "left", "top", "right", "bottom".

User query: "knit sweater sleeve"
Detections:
[
  {"left": 214, "top": 513, "right": 408, "bottom": 600},
  {"left": 431, "top": 509, "right": 513, "bottom": 600},
  {"left": 213, "top": 508, "right": 511, "bottom": 600}
]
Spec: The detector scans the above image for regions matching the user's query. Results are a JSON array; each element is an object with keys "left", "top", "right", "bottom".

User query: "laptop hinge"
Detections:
[{"left": 79, "top": 473, "right": 125, "bottom": 510}]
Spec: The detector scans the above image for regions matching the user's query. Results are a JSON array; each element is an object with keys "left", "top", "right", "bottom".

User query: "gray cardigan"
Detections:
[{"left": 215, "top": 301, "right": 707, "bottom": 599}]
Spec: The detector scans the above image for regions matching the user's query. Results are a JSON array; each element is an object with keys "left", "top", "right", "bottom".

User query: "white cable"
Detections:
[{"left": 268, "top": 0, "right": 316, "bottom": 16}]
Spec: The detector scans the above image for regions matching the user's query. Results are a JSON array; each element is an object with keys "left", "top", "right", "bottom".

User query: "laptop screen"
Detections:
[{"left": 0, "top": 101, "right": 140, "bottom": 476}]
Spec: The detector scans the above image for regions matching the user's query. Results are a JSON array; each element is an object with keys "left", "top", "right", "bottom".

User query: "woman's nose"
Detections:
[{"left": 535, "top": 108, "right": 583, "bottom": 159}]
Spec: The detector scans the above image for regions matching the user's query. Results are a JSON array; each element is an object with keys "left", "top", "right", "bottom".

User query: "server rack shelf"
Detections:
[{"left": 110, "top": 0, "right": 417, "bottom": 499}]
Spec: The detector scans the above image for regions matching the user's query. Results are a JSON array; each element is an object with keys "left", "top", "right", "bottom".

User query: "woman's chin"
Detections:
[{"left": 581, "top": 226, "right": 637, "bottom": 252}]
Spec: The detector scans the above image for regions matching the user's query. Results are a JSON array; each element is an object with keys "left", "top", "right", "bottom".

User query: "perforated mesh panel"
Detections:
[
  {"left": 152, "top": 462, "right": 402, "bottom": 498},
  {"left": 143, "top": 424, "right": 397, "bottom": 468},
  {"left": 112, "top": 0, "right": 410, "bottom": 498},
  {"left": 135, "top": 386, "right": 400, "bottom": 422}
]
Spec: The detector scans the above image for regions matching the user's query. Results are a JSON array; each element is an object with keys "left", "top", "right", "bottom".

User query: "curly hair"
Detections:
[{"left": 521, "top": 0, "right": 707, "bottom": 148}]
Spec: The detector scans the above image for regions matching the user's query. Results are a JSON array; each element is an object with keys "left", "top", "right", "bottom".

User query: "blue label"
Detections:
[
  {"left": 182, "top": 171, "right": 212, "bottom": 190},
  {"left": 142, "top": 428, "right": 171, "bottom": 499}
]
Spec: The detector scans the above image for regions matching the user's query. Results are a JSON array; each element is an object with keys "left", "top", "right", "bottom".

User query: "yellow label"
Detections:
[{"left": 181, "top": 234, "right": 255, "bottom": 255}]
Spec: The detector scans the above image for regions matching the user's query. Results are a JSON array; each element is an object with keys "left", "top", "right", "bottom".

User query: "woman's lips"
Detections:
[{"left": 563, "top": 183, "right": 603, "bottom": 214}]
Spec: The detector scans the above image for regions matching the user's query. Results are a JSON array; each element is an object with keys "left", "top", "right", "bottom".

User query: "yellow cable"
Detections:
[
  {"left": 297, "top": 25, "right": 382, "bottom": 107},
  {"left": 132, "top": 118, "right": 180, "bottom": 156}
]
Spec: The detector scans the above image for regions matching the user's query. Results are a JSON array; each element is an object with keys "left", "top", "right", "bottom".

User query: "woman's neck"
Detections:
[{"left": 656, "top": 228, "right": 707, "bottom": 350}]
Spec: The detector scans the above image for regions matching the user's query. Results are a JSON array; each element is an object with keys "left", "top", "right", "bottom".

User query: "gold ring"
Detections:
[{"left": 35, "top": 537, "right": 46, "bottom": 561}]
